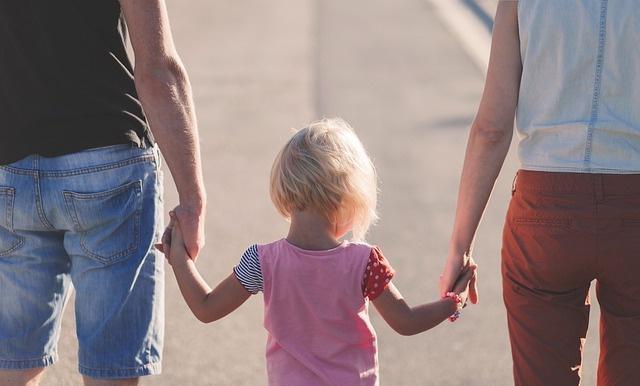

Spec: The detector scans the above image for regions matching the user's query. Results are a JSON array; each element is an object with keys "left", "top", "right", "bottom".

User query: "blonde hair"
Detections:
[{"left": 270, "top": 118, "right": 378, "bottom": 241}]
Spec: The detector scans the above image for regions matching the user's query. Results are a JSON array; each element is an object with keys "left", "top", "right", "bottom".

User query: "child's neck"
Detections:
[{"left": 286, "top": 210, "right": 343, "bottom": 251}]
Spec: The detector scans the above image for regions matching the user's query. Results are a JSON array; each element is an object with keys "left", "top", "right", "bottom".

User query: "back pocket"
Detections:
[
  {"left": 0, "top": 187, "right": 24, "bottom": 256},
  {"left": 64, "top": 180, "right": 143, "bottom": 265}
]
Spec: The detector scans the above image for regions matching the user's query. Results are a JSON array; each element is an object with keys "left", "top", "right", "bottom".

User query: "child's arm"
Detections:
[
  {"left": 372, "top": 265, "right": 476, "bottom": 336},
  {"left": 167, "top": 215, "right": 251, "bottom": 323}
]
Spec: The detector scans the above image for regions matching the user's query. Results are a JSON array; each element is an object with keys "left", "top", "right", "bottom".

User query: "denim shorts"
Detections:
[{"left": 0, "top": 143, "right": 164, "bottom": 379}]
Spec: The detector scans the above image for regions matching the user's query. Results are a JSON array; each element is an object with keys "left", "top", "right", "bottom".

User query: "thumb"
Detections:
[
  {"left": 439, "top": 269, "right": 458, "bottom": 297},
  {"left": 469, "top": 270, "right": 479, "bottom": 304}
]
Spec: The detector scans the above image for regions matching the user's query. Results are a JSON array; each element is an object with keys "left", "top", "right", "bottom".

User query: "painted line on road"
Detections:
[
  {"left": 462, "top": 0, "right": 494, "bottom": 31},
  {"left": 426, "top": 0, "right": 493, "bottom": 76}
]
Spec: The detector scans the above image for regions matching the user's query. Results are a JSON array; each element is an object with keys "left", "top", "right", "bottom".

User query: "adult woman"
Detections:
[{"left": 440, "top": 1, "right": 640, "bottom": 385}]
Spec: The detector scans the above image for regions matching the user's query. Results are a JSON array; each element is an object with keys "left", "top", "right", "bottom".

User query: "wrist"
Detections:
[
  {"left": 442, "top": 292, "right": 464, "bottom": 322},
  {"left": 170, "top": 255, "right": 191, "bottom": 270},
  {"left": 442, "top": 297, "right": 458, "bottom": 316},
  {"left": 178, "top": 194, "right": 207, "bottom": 214}
]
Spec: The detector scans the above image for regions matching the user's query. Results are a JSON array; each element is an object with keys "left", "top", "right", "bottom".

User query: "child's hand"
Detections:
[
  {"left": 154, "top": 213, "right": 175, "bottom": 260},
  {"left": 157, "top": 211, "right": 191, "bottom": 266},
  {"left": 168, "top": 212, "right": 191, "bottom": 265},
  {"left": 451, "top": 258, "right": 478, "bottom": 307}
]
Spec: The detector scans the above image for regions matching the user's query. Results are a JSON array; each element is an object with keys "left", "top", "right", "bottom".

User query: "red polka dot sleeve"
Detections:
[{"left": 362, "top": 246, "right": 395, "bottom": 300}]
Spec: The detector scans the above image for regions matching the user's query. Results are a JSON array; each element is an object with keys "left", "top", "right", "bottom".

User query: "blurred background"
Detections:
[{"left": 44, "top": 0, "right": 602, "bottom": 385}]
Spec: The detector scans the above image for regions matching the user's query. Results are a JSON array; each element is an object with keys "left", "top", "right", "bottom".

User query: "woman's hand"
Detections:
[
  {"left": 449, "top": 257, "right": 478, "bottom": 306},
  {"left": 439, "top": 1, "right": 520, "bottom": 307},
  {"left": 440, "top": 251, "right": 479, "bottom": 304}
]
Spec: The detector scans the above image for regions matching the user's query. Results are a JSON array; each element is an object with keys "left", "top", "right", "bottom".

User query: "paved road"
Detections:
[{"left": 44, "top": 0, "right": 601, "bottom": 385}]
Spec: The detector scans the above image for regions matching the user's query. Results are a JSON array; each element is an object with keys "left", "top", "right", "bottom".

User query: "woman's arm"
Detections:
[
  {"left": 374, "top": 265, "right": 476, "bottom": 336},
  {"left": 439, "top": 1, "right": 522, "bottom": 303},
  {"left": 167, "top": 216, "right": 251, "bottom": 323}
]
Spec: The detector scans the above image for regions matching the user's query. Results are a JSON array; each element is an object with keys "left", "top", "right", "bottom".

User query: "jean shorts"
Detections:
[{"left": 0, "top": 143, "right": 164, "bottom": 379}]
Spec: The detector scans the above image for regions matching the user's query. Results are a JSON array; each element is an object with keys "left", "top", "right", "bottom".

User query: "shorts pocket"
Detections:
[
  {"left": 0, "top": 187, "right": 24, "bottom": 256},
  {"left": 63, "top": 180, "right": 143, "bottom": 265}
]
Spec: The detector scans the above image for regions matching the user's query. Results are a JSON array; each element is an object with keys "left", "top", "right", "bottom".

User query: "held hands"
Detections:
[
  {"left": 155, "top": 211, "right": 191, "bottom": 266},
  {"left": 156, "top": 203, "right": 205, "bottom": 261},
  {"left": 440, "top": 251, "right": 479, "bottom": 305},
  {"left": 448, "top": 258, "right": 478, "bottom": 307}
]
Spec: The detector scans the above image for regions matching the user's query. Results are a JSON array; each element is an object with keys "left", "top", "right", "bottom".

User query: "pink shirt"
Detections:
[{"left": 258, "top": 239, "right": 379, "bottom": 386}]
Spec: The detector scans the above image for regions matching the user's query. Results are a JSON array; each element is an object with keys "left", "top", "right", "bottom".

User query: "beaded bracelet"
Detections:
[{"left": 443, "top": 292, "right": 463, "bottom": 322}]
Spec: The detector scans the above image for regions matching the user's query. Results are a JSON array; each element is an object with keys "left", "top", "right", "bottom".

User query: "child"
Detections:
[{"left": 161, "top": 118, "right": 476, "bottom": 386}]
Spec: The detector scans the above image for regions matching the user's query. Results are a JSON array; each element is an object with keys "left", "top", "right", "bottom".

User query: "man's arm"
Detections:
[{"left": 120, "top": 0, "right": 206, "bottom": 258}]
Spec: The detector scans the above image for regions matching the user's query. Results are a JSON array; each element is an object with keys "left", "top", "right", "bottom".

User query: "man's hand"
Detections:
[
  {"left": 172, "top": 203, "right": 205, "bottom": 260},
  {"left": 156, "top": 204, "right": 205, "bottom": 261}
]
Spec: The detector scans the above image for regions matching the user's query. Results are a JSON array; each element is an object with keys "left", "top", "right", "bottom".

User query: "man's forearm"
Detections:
[{"left": 135, "top": 57, "right": 206, "bottom": 209}]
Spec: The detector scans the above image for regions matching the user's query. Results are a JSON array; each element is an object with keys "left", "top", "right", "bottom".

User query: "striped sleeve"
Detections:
[{"left": 233, "top": 244, "right": 263, "bottom": 295}]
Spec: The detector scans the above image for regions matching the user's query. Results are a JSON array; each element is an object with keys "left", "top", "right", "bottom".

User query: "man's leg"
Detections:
[
  {"left": 57, "top": 145, "right": 164, "bottom": 380},
  {"left": 0, "top": 227, "right": 72, "bottom": 386},
  {"left": 0, "top": 369, "right": 45, "bottom": 386}
]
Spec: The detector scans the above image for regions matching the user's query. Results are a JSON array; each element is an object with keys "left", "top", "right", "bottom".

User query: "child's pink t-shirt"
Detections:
[{"left": 236, "top": 239, "right": 394, "bottom": 386}]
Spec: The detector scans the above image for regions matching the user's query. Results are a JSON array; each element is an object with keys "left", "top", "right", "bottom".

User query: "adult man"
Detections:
[{"left": 0, "top": 1, "right": 205, "bottom": 385}]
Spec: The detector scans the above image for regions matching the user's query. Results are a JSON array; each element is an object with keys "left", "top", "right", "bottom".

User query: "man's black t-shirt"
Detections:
[{"left": 0, "top": 1, "right": 152, "bottom": 165}]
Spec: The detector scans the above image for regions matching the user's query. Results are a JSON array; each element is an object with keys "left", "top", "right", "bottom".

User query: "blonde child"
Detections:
[{"left": 161, "top": 118, "right": 476, "bottom": 386}]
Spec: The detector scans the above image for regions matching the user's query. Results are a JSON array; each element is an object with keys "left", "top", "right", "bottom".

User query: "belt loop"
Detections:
[
  {"left": 594, "top": 174, "right": 605, "bottom": 202},
  {"left": 511, "top": 171, "right": 519, "bottom": 196}
]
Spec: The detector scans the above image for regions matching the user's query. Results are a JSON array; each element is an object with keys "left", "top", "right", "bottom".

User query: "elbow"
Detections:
[
  {"left": 194, "top": 313, "right": 217, "bottom": 324},
  {"left": 134, "top": 55, "right": 189, "bottom": 90},
  {"left": 194, "top": 313, "right": 211, "bottom": 324},
  {"left": 395, "top": 327, "right": 414, "bottom": 336},
  {"left": 389, "top": 319, "right": 419, "bottom": 336},
  {"left": 470, "top": 120, "right": 513, "bottom": 145},
  {"left": 192, "top": 308, "right": 217, "bottom": 324}
]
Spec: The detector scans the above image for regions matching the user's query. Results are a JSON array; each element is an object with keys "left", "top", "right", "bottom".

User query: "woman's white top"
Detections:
[{"left": 516, "top": 0, "right": 640, "bottom": 173}]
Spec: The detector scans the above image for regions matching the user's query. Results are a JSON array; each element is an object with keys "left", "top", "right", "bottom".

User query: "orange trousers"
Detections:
[{"left": 502, "top": 170, "right": 640, "bottom": 386}]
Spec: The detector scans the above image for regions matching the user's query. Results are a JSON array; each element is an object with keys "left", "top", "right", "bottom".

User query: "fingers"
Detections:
[
  {"left": 452, "top": 265, "right": 477, "bottom": 294},
  {"left": 439, "top": 270, "right": 457, "bottom": 297},
  {"left": 172, "top": 206, "right": 203, "bottom": 260},
  {"left": 469, "top": 269, "right": 479, "bottom": 304}
]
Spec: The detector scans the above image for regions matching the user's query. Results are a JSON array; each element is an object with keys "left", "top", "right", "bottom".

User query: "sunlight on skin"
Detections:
[
  {"left": 0, "top": 369, "right": 45, "bottom": 386},
  {"left": 0, "top": 371, "right": 138, "bottom": 386},
  {"left": 82, "top": 377, "right": 139, "bottom": 386}
]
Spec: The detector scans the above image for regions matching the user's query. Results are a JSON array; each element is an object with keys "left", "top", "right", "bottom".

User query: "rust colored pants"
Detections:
[{"left": 502, "top": 170, "right": 640, "bottom": 386}]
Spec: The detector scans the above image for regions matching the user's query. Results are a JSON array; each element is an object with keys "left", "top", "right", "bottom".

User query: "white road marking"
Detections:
[{"left": 426, "top": 0, "right": 493, "bottom": 75}]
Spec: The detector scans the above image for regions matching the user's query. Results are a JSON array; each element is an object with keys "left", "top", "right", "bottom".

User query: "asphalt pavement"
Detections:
[{"left": 43, "top": 1, "right": 601, "bottom": 385}]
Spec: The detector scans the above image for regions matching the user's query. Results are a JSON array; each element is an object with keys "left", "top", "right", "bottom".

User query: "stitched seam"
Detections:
[
  {"left": 583, "top": 0, "right": 609, "bottom": 170},
  {"left": 0, "top": 353, "right": 56, "bottom": 362},
  {"left": 78, "top": 361, "right": 161, "bottom": 372},
  {"left": 0, "top": 188, "right": 24, "bottom": 256},
  {"left": 33, "top": 162, "right": 55, "bottom": 230},
  {"left": 78, "top": 209, "right": 141, "bottom": 264},
  {"left": 64, "top": 181, "right": 143, "bottom": 264},
  {"left": 514, "top": 218, "right": 571, "bottom": 226},
  {"left": 63, "top": 180, "right": 142, "bottom": 200},
  {"left": 0, "top": 155, "right": 154, "bottom": 177}
]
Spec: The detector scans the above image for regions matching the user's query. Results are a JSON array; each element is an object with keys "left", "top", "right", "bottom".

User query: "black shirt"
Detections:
[{"left": 0, "top": 0, "right": 152, "bottom": 165}]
